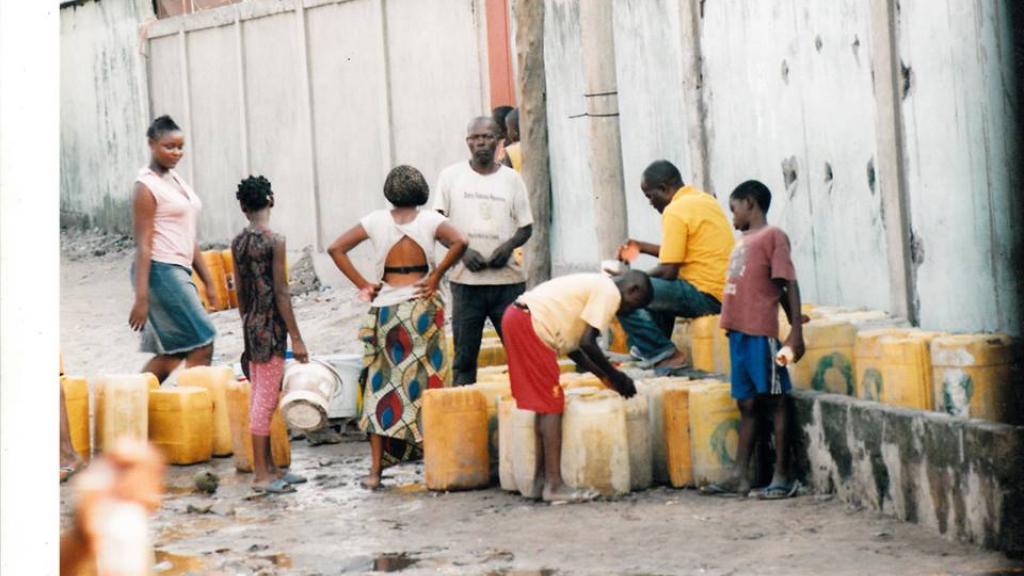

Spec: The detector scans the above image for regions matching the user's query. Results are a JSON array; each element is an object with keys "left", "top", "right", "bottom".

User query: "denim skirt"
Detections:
[{"left": 132, "top": 261, "right": 217, "bottom": 355}]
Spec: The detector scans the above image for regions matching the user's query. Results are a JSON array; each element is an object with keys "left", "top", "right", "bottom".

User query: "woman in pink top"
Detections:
[{"left": 128, "top": 115, "right": 217, "bottom": 382}]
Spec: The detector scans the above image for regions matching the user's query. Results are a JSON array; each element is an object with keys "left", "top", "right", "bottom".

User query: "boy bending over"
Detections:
[{"left": 502, "top": 271, "right": 652, "bottom": 503}]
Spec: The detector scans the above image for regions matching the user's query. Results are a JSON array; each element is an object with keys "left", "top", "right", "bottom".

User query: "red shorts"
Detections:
[{"left": 502, "top": 304, "right": 563, "bottom": 414}]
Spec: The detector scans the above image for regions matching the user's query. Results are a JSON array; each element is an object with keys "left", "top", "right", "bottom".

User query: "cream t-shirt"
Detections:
[
  {"left": 359, "top": 208, "right": 446, "bottom": 307},
  {"left": 517, "top": 274, "right": 622, "bottom": 355},
  {"left": 433, "top": 161, "right": 533, "bottom": 285}
]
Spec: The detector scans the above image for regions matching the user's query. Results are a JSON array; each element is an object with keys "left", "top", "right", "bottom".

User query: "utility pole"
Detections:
[
  {"left": 514, "top": 0, "right": 552, "bottom": 285},
  {"left": 580, "top": 0, "right": 628, "bottom": 261}
]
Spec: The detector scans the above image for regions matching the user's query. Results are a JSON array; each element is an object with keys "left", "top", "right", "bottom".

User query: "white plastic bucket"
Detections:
[{"left": 280, "top": 359, "right": 341, "bottom": 430}]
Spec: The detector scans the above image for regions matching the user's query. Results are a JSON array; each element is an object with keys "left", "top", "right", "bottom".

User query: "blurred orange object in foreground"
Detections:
[{"left": 61, "top": 438, "right": 166, "bottom": 576}]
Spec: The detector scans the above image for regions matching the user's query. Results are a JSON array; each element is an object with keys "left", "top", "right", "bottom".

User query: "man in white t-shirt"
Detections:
[{"left": 434, "top": 116, "right": 534, "bottom": 385}]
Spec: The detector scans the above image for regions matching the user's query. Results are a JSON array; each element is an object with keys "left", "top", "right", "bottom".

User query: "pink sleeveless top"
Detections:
[{"left": 136, "top": 167, "right": 202, "bottom": 268}]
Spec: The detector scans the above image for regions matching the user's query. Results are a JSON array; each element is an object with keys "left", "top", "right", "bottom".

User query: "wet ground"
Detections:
[
  {"left": 60, "top": 235, "right": 1023, "bottom": 575},
  {"left": 60, "top": 434, "right": 1022, "bottom": 576}
]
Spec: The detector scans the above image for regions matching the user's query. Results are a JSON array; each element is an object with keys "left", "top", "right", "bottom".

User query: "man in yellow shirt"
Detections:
[{"left": 618, "top": 160, "right": 735, "bottom": 372}]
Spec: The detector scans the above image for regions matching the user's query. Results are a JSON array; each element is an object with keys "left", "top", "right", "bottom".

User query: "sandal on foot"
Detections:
[
  {"left": 699, "top": 483, "right": 742, "bottom": 498},
  {"left": 280, "top": 472, "right": 307, "bottom": 485},
  {"left": 60, "top": 461, "right": 85, "bottom": 484},
  {"left": 757, "top": 480, "right": 801, "bottom": 500},
  {"left": 253, "top": 479, "right": 296, "bottom": 494},
  {"left": 360, "top": 476, "right": 382, "bottom": 491}
]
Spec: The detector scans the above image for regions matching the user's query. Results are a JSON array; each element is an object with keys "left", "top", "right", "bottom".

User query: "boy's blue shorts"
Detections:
[{"left": 728, "top": 331, "right": 792, "bottom": 400}]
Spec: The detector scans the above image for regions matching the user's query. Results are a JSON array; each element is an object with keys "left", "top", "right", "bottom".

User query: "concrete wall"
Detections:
[
  {"left": 61, "top": 0, "right": 1022, "bottom": 335},
  {"left": 60, "top": 0, "right": 153, "bottom": 233},
  {"left": 792, "top": 390, "right": 1024, "bottom": 556},
  {"left": 536, "top": 0, "right": 1021, "bottom": 334},
  {"left": 897, "top": 0, "right": 1023, "bottom": 334}
]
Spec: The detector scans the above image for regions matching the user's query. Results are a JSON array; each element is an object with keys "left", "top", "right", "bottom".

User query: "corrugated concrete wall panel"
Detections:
[
  {"left": 60, "top": 0, "right": 152, "bottom": 233},
  {"left": 186, "top": 25, "right": 247, "bottom": 243},
  {"left": 898, "top": 0, "right": 1022, "bottom": 334},
  {"left": 241, "top": 12, "right": 316, "bottom": 249},
  {"left": 701, "top": 1, "right": 890, "bottom": 311},
  {"left": 386, "top": 0, "right": 487, "bottom": 189},
  {"left": 305, "top": 0, "right": 388, "bottom": 280},
  {"left": 612, "top": 0, "right": 690, "bottom": 250},
  {"left": 544, "top": 0, "right": 598, "bottom": 275},
  {"left": 147, "top": 35, "right": 191, "bottom": 187}
]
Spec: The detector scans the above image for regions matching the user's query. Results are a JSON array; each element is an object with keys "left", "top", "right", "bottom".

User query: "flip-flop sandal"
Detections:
[
  {"left": 699, "top": 483, "right": 742, "bottom": 497},
  {"left": 280, "top": 472, "right": 307, "bottom": 485},
  {"left": 757, "top": 480, "right": 801, "bottom": 500},
  {"left": 545, "top": 488, "right": 600, "bottom": 505},
  {"left": 253, "top": 479, "right": 296, "bottom": 494},
  {"left": 60, "top": 461, "right": 85, "bottom": 483}
]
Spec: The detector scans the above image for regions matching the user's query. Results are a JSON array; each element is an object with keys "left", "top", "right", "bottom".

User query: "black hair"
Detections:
[
  {"left": 730, "top": 179, "right": 772, "bottom": 213},
  {"left": 506, "top": 108, "right": 519, "bottom": 131},
  {"left": 146, "top": 115, "right": 181, "bottom": 140},
  {"left": 616, "top": 270, "right": 655, "bottom": 308},
  {"left": 236, "top": 175, "right": 274, "bottom": 212},
  {"left": 642, "top": 160, "right": 684, "bottom": 189},
  {"left": 383, "top": 165, "right": 429, "bottom": 207},
  {"left": 492, "top": 105, "right": 514, "bottom": 134}
]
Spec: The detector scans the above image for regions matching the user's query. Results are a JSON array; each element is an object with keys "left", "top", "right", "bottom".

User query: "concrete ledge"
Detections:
[{"left": 791, "top": 389, "right": 1024, "bottom": 556}]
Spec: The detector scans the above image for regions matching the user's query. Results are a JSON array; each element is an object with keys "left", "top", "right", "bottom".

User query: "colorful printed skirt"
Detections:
[{"left": 359, "top": 294, "right": 448, "bottom": 468}]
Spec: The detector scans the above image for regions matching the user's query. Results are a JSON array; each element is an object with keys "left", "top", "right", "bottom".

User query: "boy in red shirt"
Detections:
[{"left": 702, "top": 180, "right": 805, "bottom": 499}]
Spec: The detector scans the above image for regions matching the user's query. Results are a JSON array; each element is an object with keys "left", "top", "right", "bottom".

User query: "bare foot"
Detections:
[
  {"left": 542, "top": 485, "right": 599, "bottom": 504},
  {"left": 360, "top": 475, "right": 382, "bottom": 491}
]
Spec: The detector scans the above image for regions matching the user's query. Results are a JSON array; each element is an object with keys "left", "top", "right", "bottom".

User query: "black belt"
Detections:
[{"left": 384, "top": 264, "right": 429, "bottom": 275}]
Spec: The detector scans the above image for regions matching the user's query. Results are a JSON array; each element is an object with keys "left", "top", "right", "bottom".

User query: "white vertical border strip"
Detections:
[{"left": 1, "top": 1, "right": 60, "bottom": 574}]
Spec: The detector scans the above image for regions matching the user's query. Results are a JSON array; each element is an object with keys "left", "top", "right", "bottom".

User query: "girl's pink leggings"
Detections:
[{"left": 248, "top": 356, "right": 284, "bottom": 436}]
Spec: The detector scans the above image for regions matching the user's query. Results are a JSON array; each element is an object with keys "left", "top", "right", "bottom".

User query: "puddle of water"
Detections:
[
  {"left": 340, "top": 553, "right": 420, "bottom": 573},
  {"left": 153, "top": 550, "right": 208, "bottom": 575}
]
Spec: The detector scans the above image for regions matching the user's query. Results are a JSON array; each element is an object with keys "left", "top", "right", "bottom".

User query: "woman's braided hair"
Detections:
[
  {"left": 236, "top": 175, "right": 273, "bottom": 212},
  {"left": 383, "top": 165, "right": 429, "bottom": 207}
]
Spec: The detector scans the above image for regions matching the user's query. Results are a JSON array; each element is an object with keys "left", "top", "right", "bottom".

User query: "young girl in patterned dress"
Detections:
[{"left": 232, "top": 175, "right": 309, "bottom": 494}]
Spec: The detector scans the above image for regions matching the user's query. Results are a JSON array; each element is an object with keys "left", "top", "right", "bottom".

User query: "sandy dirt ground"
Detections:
[{"left": 60, "top": 232, "right": 1022, "bottom": 575}]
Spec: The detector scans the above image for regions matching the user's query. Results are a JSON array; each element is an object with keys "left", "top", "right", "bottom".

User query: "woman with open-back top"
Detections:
[{"left": 327, "top": 165, "right": 467, "bottom": 490}]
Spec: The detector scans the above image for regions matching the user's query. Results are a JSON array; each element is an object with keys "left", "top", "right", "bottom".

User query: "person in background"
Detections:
[
  {"left": 700, "top": 180, "right": 804, "bottom": 499},
  {"left": 232, "top": 175, "right": 309, "bottom": 494},
  {"left": 616, "top": 160, "right": 734, "bottom": 374},
  {"left": 492, "top": 105, "right": 515, "bottom": 165},
  {"left": 435, "top": 117, "right": 534, "bottom": 385},
  {"left": 503, "top": 271, "right": 651, "bottom": 503},
  {"left": 128, "top": 115, "right": 217, "bottom": 383},
  {"left": 328, "top": 165, "right": 467, "bottom": 490},
  {"left": 500, "top": 108, "right": 522, "bottom": 172}
]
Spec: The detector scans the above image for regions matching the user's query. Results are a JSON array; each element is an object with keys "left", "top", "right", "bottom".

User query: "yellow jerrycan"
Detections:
[
  {"left": 931, "top": 334, "right": 1021, "bottom": 424},
  {"left": 422, "top": 387, "right": 490, "bottom": 490},
  {"left": 560, "top": 389, "right": 631, "bottom": 497},
  {"left": 690, "top": 315, "right": 730, "bottom": 375},
  {"left": 689, "top": 381, "right": 740, "bottom": 486},
  {"left": 790, "top": 319, "right": 856, "bottom": 395},
  {"left": 61, "top": 376, "right": 91, "bottom": 461},
  {"left": 634, "top": 377, "right": 692, "bottom": 485},
  {"left": 177, "top": 366, "right": 234, "bottom": 456},
  {"left": 93, "top": 374, "right": 157, "bottom": 453},
  {"left": 148, "top": 386, "right": 214, "bottom": 465}
]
